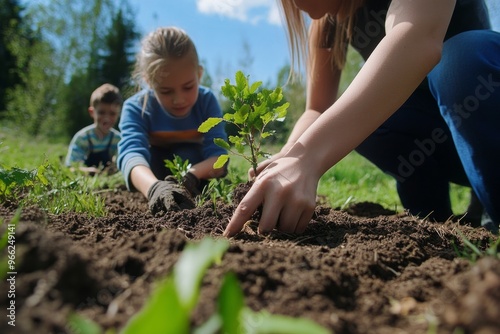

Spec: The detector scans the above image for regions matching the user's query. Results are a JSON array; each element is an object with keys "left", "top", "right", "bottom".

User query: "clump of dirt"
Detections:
[{"left": 1, "top": 187, "right": 499, "bottom": 334}]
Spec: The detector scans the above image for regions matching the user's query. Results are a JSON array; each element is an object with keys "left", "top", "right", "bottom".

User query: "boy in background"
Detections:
[{"left": 65, "top": 83, "right": 123, "bottom": 174}]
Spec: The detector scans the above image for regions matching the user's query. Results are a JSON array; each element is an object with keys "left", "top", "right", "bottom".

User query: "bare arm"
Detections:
[
  {"left": 251, "top": 21, "right": 342, "bottom": 177},
  {"left": 130, "top": 165, "right": 158, "bottom": 198},
  {"left": 188, "top": 156, "right": 226, "bottom": 179},
  {"left": 289, "top": 21, "right": 342, "bottom": 144},
  {"left": 226, "top": 0, "right": 456, "bottom": 237},
  {"left": 296, "top": 0, "right": 456, "bottom": 177}
]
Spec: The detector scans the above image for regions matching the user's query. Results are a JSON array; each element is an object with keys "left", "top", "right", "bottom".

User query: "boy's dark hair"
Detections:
[{"left": 90, "top": 83, "right": 123, "bottom": 108}]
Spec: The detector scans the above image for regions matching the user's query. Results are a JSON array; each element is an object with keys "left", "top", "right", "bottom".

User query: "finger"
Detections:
[
  {"left": 295, "top": 206, "right": 315, "bottom": 234},
  {"left": 224, "top": 184, "right": 265, "bottom": 237},
  {"left": 247, "top": 167, "right": 255, "bottom": 180},
  {"left": 273, "top": 197, "right": 303, "bottom": 234},
  {"left": 248, "top": 158, "right": 273, "bottom": 179},
  {"left": 257, "top": 194, "right": 283, "bottom": 234},
  {"left": 272, "top": 187, "right": 316, "bottom": 234}
]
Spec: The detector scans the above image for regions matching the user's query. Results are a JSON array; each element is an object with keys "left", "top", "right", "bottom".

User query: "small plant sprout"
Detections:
[
  {"left": 198, "top": 70, "right": 289, "bottom": 177},
  {"left": 164, "top": 154, "right": 191, "bottom": 184}
]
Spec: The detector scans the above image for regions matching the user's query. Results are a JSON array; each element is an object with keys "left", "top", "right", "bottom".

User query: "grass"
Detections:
[
  {"left": 228, "top": 145, "right": 471, "bottom": 215},
  {"left": 0, "top": 125, "right": 470, "bottom": 214},
  {"left": 0, "top": 126, "right": 117, "bottom": 216}
]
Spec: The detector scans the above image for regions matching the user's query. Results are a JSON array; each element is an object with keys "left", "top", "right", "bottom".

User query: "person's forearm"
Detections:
[
  {"left": 281, "top": 109, "right": 322, "bottom": 153},
  {"left": 294, "top": 25, "right": 442, "bottom": 178},
  {"left": 130, "top": 165, "right": 159, "bottom": 197},
  {"left": 189, "top": 157, "right": 226, "bottom": 179}
]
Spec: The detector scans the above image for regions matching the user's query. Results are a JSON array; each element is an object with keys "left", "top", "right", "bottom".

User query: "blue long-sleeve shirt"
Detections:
[{"left": 117, "top": 86, "right": 228, "bottom": 190}]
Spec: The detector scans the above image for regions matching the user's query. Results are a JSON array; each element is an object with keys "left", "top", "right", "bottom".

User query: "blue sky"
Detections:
[
  {"left": 129, "top": 0, "right": 500, "bottom": 84},
  {"left": 128, "top": 0, "right": 289, "bottom": 84}
]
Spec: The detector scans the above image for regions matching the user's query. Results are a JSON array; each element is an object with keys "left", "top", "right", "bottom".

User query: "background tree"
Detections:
[
  {"left": 5, "top": 0, "right": 140, "bottom": 139},
  {"left": 0, "top": 0, "right": 27, "bottom": 117},
  {"left": 61, "top": 3, "right": 140, "bottom": 138},
  {"left": 98, "top": 5, "right": 140, "bottom": 95}
]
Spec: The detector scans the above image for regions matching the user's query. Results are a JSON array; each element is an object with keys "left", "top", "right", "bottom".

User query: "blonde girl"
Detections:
[{"left": 118, "top": 27, "right": 228, "bottom": 215}]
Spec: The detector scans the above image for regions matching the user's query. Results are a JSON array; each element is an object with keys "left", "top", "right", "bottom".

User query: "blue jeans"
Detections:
[{"left": 356, "top": 30, "right": 500, "bottom": 227}]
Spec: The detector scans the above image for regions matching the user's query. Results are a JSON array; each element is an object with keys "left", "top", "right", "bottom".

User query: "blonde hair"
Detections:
[
  {"left": 278, "top": 0, "right": 364, "bottom": 73},
  {"left": 133, "top": 26, "right": 199, "bottom": 89},
  {"left": 89, "top": 83, "right": 122, "bottom": 108}
]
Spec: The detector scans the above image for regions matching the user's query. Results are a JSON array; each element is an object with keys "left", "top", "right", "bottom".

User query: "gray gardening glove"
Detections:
[
  {"left": 147, "top": 176, "right": 195, "bottom": 216},
  {"left": 182, "top": 172, "right": 201, "bottom": 197}
]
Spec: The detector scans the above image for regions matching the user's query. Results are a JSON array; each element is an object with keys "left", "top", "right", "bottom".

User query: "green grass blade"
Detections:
[
  {"left": 192, "top": 314, "right": 222, "bottom": 334},
  {"left": 67, "top": 313, "right": 103, "bottom": 334},
  {"left": 121, "top": 278, "right": 188, "bottom": 334},
  {"left": 242, "top": 309, "right": 331, "bottom": 334},
  {"left": 219, "top": 273, "right": 245, "bottom": 334},
  {"left": 456, "top": 229, "right": 482, "bottom": 258},
  {"left": 0, "top": 208, "right": 21, "bottom": 250},
  {"left": 174, "top": 237, "right": 229, "bottom": 311}
]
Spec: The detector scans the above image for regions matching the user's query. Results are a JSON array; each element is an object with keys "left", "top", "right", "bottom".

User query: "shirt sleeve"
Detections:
[
  {"left": 117, "top": 94, "right": 152, "bottom": 191},
  {"left": 110, "top": 130, "right": 121, "bottom": 158},
  {"left": 65, "top": 134, "right": 88, "bottom": 167}
]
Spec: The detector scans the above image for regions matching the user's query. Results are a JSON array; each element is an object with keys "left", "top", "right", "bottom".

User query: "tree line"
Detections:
[{"left": 1, "top": 0, "right": 140, "bottom": 139}]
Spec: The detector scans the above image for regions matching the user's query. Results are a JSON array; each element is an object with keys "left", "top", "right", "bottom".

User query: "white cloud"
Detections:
[{"left": 196, "top": 0, "right": 282, "bottom": 26}]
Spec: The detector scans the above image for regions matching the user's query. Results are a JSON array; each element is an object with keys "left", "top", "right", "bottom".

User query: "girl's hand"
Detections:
[{"left": 225, "top": 155, "right": 319, "bottom": 237}]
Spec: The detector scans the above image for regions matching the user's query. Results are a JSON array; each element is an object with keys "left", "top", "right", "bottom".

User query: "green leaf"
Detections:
[
  {"left": 193, "top": 314, "right": 222, "bottom": 334},
  {"left": 174, "top": 238, "right": 230, "bottom": 311},
  {"left": 223, "top": 113, "right": 235, "bottom": 121},
  {"left": 36, "top": 163, "right": 50, "bottom": 186},
  {"left": 214, "top": 155, "right": 230, "bottom": 169},
  {"left": 121, "top": 278, "right": 189, "bottom": 334},
  {"left": 219, "top": 273, "right": 245, "bottom": 334},
  {"left": 275, "top": 102, "right": 289, "bottom": 118},
  {"left": 249, "top": 81, "right": 262, "bottom": 94},
  {"left": 228, "top": 135, "right": 242, "bottom": 145},
  {"left": 241, "top": 309, "right": 331, "bottom": 334},
  {"left": 261, "top": 113, "right": 273, "bottom": 125},
  {"left": 261, "top": 132, "right": 273, "bottom": 139},
  {"left": 221, "top": 83, "right": 237, "bottom": 100},
  {"left": 234, "top": 105, "right": 250, "bottom": 124},
  {"left": 67, "top": 313, "right": 103, "bottom": 334},
  {"left": 235, "top": 71, "right": 247, "bottom": 91},
  {"left": 235, "top": 142, "right": 245, "bottom": 154},
  {"left": 198, "top": 118, "right": 224, "bottom": 133},
  {"left": 0, "top": 208, "right": 21, "bottom": 251},
  {"left": 214, "top": 138, "right": 231, "bottom": 150}
]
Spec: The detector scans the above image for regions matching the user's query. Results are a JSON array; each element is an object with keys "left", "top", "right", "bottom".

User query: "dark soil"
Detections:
[{"left": 1, "top": 184, "right": 500, "bottom": 334}]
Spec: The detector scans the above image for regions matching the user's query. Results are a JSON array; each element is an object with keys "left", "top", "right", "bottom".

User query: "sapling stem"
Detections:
[{"left": 198, "top": 71, "right": 289, "bottom": 180}]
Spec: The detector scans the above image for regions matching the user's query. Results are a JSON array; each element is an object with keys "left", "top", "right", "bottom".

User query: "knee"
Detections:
[
  {"left": 428, "top": 30, "right": 500, "bottom": 107},
  {"left": 429, "top": 30, "right": 500, "bottom": 81}
]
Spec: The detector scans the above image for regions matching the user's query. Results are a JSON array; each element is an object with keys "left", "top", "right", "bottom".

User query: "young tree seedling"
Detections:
[
  {"left": 164, "top": 154, "right": 191, "bottom": 184},
  {"left": 198, "top": 70, "right": 289, "bottom": 177}
]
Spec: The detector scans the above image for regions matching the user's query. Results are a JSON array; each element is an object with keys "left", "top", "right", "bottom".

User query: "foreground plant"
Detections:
[
  {"left": 164, "top": 155, "right": 235, "bottom": 209},
  {"left": 68, "top": 237, "right": 330, "bottom": 334},
  {"left": 0, "top": 209, "right": 21, "bottom": 280},
  {"left": 0, "top": 164, "right": 48, "bottom": 201},
  {"left": 199, "top": 70, "right": 289, "bottom": 177},
  {"left": 164, "top": 154, "right": 191, "bottom": 184},
  {"left": 454, "top": 229, "right": 499, "bottom": 262}
]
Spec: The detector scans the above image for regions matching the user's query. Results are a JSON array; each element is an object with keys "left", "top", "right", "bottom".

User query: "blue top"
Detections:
[
  {"left": 117, "top": 85, "right": 228, "bottom": 190},
  {"left": 65, "top": 124, "right": 121, "bottom": 167}
]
